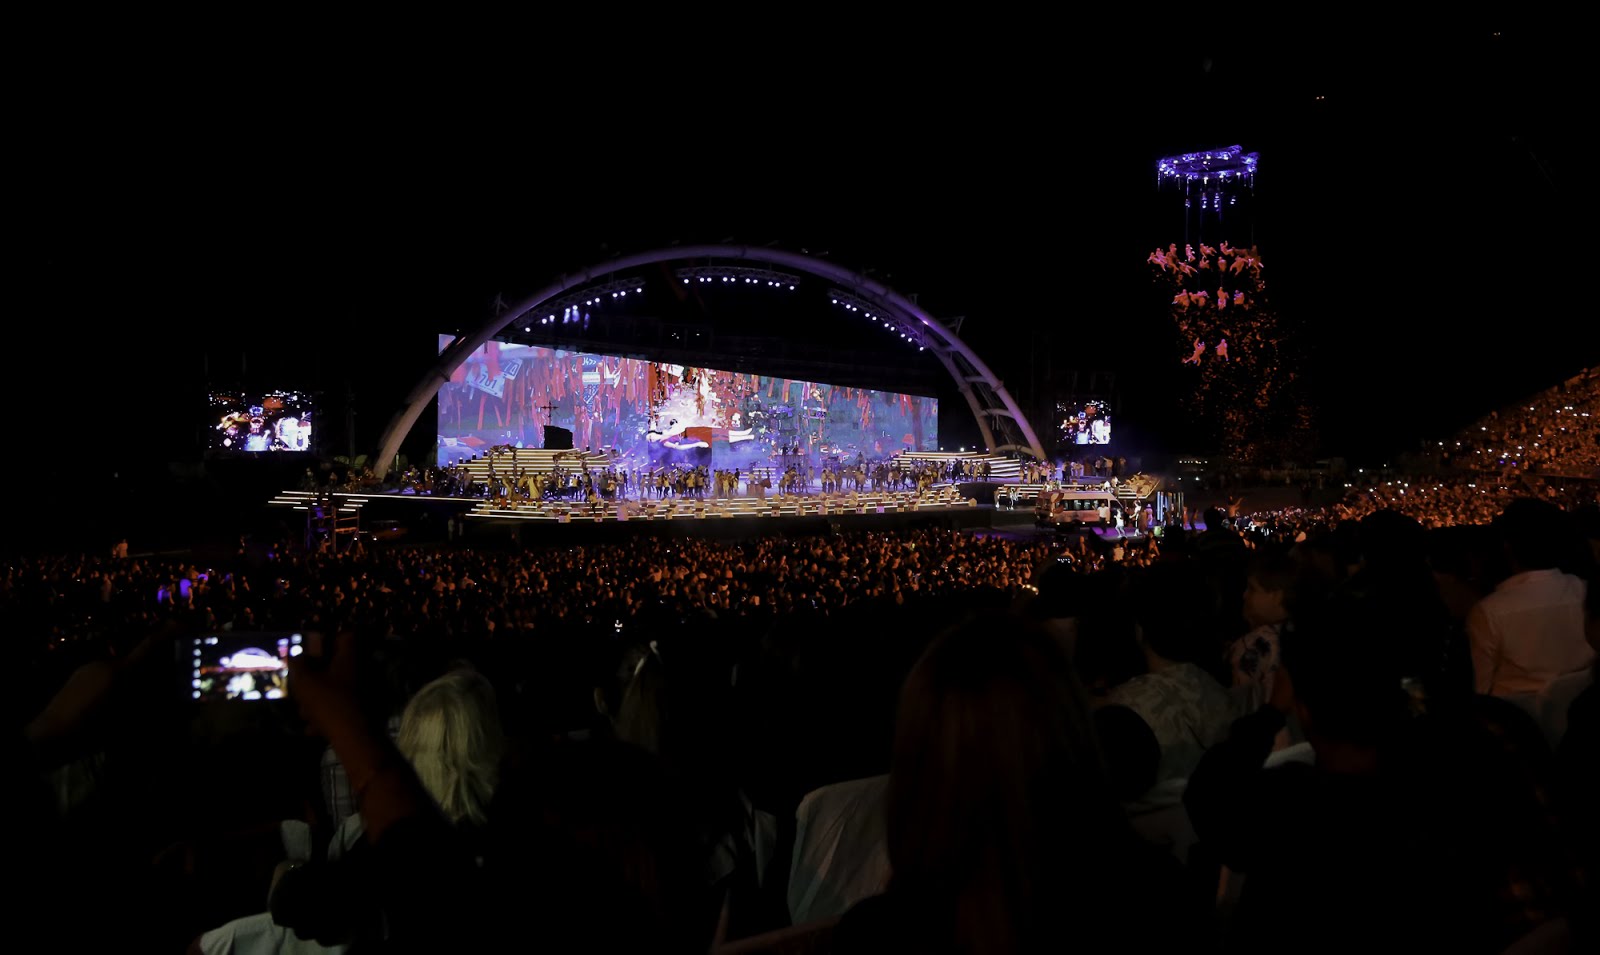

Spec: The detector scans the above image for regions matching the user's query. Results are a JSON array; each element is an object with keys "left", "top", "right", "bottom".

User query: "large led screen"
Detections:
[
  {"left": 209, "top": 389, "right": 315, "bottom": 452},
  {"left": 436, "top": 336, "right": 938, "bottom": 470}
]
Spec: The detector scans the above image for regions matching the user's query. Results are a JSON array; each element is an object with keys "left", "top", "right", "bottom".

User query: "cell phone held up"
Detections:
[{"left": 188, "top": 633, "right": 303, "bottom": 702}]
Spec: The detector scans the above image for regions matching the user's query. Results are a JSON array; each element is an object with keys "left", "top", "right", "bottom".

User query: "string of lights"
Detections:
[
  {"left": 673, "top": 266, "right": 801, "bottom": 290},
  {"left": 1156, "top": 145, "right": 1259, "bottom": 185},
  {"left": 515, "top": 267, "right": 934, "bottom": 356},
  {"left": 829, "top": 290, "right": 927, "bottom": 351},
  {"left": 525, "top": 304, "right": 589, "bottom": 330},
  {"left": 521, "top": 277, "right": 646, "bottom": 330},
  {"left": 1158, "top": 145, "right": 1260, "bottom": 253}
]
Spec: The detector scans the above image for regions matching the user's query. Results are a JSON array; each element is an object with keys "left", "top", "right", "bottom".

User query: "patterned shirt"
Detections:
[
  {"left": 1110, "top": 662, "right": 1242, "bottom": 783},
  {"left": 1228, "top": 623, "right": 1283, "bottom": 709}
]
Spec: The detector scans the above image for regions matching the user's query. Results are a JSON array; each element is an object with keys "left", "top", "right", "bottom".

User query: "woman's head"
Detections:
[
  {"left": 1244, "top": 550, "right": 1299, "bottom": 628},
  {"left": 886, "top": 613, "right": 1125, "bottom": 949},
  {"left": 483, "top": 741, "right": 713, "bottom": 952},
  {"left": 1494, "top": 497, "right": 1583, "bottom": 574},
  {"left": 397, "top": 667, "right": 504, "bottom": 827},
  {"left": 1132, "top": 560, "right": 1220, "bottom": 664},
  {"left": 595, "top": 640, "right": 669, "bottom": 757},
  {"left": 1281, "top": 593, "right": 1411, "bottom": 749}
]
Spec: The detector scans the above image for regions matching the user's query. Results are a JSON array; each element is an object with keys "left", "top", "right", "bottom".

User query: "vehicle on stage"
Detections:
[{"left": 1034, "top": 488, "right": 1115, "bottom": 529}]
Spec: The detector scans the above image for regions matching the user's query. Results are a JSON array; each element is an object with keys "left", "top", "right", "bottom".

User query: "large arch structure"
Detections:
[{"left": 375, "top": 245, "right": 1047, "bottom": 473}]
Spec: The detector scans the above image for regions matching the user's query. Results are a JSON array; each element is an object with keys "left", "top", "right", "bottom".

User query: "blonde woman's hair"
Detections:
[{"left": 397, "top": 667, "right": 503, "bottom": 827}]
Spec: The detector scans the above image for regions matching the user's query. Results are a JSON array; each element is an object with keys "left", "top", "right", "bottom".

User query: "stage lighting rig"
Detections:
[
  {"left": 674, "top": 266, "right": 802, "bottom": 290},
  {"left": 1156, "top": 144, "right": 1260, "bottom": 246},
  {"left": 535, "top": 276, "right": 647, "bottom": 324},
  {"left": 1156, "top": 144, "right": 1259, "bottom": 185},
  {"left": 828, "top": 289, "right": 931, "bottom": 351}
]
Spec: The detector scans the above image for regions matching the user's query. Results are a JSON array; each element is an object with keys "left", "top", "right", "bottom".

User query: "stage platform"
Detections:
[
  {"left": 466, "top": 502, "right": 993, "bottom": 543},
  {"left": 268, "top": 487, "right": 991, "bottom": 543}
]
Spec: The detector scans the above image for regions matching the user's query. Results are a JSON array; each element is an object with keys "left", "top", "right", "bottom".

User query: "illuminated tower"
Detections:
[
  {"left": 1148, "top": 144, "right": 1310, "bottom": 465},
  {"left": 1156, "top": 145, "right": 1259, "bottom": 247}
]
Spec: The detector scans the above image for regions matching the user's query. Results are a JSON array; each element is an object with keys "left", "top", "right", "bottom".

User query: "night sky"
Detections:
[{"left": 13, "top": 20, "right": 1585, "bottom": 482}]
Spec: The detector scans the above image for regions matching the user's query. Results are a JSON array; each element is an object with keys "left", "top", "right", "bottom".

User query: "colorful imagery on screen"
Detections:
[
  {"left": 209, "top": 390, "right": 315, "bottom": 452},
  {"left": 191, "top": 634, "right": 302, "bottom": 702},
  {"left": 436, "top": 336, "right": 938, "bottom": 470},
  {"left": 1057, "top": 399, "right": 1112, "bottom": 446}
]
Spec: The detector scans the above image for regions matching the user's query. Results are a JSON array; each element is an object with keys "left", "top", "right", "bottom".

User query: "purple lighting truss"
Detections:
[{"left": 1156, "top": 145, "right": 1260, "bottom": 184}]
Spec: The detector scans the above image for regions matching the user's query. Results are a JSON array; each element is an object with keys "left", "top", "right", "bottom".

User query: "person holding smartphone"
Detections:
[{"left": 192, "top": 642, "right": 501, "bottom": 953}]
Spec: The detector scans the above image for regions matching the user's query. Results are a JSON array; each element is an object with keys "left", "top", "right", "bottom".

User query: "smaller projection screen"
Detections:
[
  {"left": 1057, "top": 399, "right": 1111, "bottom": 446},
  {"left": 209, "top": 390, "right": 315, "bottom": 452}
]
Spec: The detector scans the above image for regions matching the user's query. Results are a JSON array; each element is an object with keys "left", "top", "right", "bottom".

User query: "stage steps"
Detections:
[
  {"left": 893, "top": 450, "right": 1023, "bottom": 481},
  {"left": 453, "top": 448, "right": 614, "bottom": 482},
  {"left": 267, "top": 490, "right": 372, "bottom": 512}
]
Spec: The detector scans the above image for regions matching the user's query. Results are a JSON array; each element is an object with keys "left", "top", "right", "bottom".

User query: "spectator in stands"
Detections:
[
  {"left": 836, "top": 613, "right": 1201, "bottom": 953},
  {"left": 484, "top": 740, "right": 719, "bottom": 953},
  {"left": 594, "top": 641, "right": 670, "bottom": 758},
  {"left": 1553, "top": 583, "right": 1600, "bottom": 945},
  {"left": 1426, "top": 524, "right": 1497, "bottom": 624},
  {"left": 1189, "top": 589, "right": 1583, "bottom": 953},
  {"left": 193, "top": 663, "right": 503, "bottom": 952},
  {"left": 1108, "top": 561, "right": 1243, "bottom": 791},
  {"left": 1227, "top": 550, "right": 1297, "bottom": 708},
  {"left": 394, "top": 668, "right": 503, "bottom": 830},
  {"left": 1346, "top": 509, "right": 1472, "bottom": 702},
  {"left": 1468, "top": 499, "right": 1593, "bottom": 697},
  {"left": 1445, "top": 369, "right": 1600, "bottom": 478},
  {"left": 19, "top": 630, "right": 175, "bottom": 951},
  {"left": 11, "top": 415, "right": 1600, "bottom": 953},
  {"left": 593, "top": 635, "right": 773, "bottom": 940},
  {"left": 787, "top": 774, "right": 891, "bottom": 926}
]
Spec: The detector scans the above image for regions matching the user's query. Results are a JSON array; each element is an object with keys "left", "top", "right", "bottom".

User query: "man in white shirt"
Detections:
[{"left": 1467, "top": 499, "right": 1592, "bottom": 697}]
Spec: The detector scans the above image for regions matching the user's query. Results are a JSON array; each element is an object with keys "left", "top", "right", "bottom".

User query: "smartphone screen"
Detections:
[{"left": 191, "top": 633, "right": 302, "bottom": 702}]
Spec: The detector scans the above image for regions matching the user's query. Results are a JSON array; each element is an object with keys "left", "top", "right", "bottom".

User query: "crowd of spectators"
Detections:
[
  {"left": 12, "top": 368, "right": 1600, "bottom": 952},
  {"left": 13, "top": 485, "right": 1599, "bottom": 952},
  {"left": 1437, "top": 367, "right": 1600, "bottom": 478},
  {"left": 8, "top": 532, "right": 1051, "bottom": 655},
  {"left": 1230, "top": 473, "right": 1596, "bottom": 545}
]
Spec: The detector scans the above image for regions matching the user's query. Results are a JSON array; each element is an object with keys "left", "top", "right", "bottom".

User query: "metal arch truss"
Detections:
[{"left": 374, "top": 245, "right": 1048, "bottom": 473}]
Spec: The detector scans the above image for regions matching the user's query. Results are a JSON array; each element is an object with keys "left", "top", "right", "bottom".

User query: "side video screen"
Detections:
[
  {"left": 1058, "top": 399, "right": 1111, "bottom": 445},
  {"left": 209, "top": 390, "right": 315, "bottom": 452}
]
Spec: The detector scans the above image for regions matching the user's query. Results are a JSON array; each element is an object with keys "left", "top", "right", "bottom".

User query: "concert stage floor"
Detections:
[
  {"left": 269, "top": 489, "right": 995, "bottom": 544},
  {"left": 466, "top": 503, "right": 993, "bottom": 543}
]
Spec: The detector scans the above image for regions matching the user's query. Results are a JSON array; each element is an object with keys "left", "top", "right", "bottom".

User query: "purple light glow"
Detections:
[{"left": 1156, "top": 144, "right": 1260, "bottom": 182}]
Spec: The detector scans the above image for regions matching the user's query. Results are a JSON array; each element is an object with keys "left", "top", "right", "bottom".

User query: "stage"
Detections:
[{"left": 268, "top": 487, "right": 995, "bottom": 545}]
